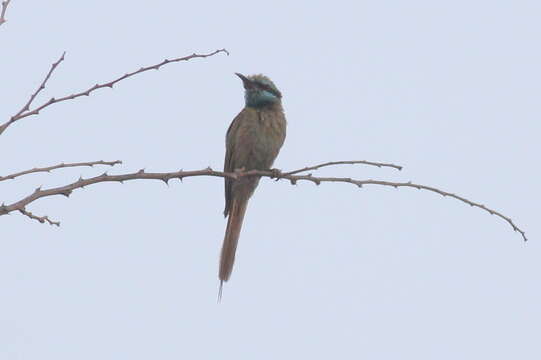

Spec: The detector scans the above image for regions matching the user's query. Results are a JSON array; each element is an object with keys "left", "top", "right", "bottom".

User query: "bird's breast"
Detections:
[{"left": 252, "top": 108, "right": 286, "bottom": 166}]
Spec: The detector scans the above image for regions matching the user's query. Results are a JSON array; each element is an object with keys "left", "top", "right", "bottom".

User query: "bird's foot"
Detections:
[
  {"left": 234, "top": 167, "right": 246, "bottom": 175},
  {"left": 269, "top": 168, "right": 283, "bottom": 181}
]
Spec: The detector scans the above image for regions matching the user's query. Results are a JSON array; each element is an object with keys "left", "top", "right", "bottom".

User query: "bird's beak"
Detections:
[{"left": 235, "top": 73, "right": 254, "bottom": 89}]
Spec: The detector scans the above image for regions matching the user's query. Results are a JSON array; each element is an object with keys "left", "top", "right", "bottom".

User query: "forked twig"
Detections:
[
  {"left": 11, "top": 52, "right": 66, "bottom": 121},
  {"left": 0, "top": 49, "right": 229, "bottom": 135}
]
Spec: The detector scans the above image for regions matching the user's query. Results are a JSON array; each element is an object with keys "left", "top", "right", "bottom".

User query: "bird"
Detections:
[{"left": 219, "top": 73, "right": 287, "bottom": 299}]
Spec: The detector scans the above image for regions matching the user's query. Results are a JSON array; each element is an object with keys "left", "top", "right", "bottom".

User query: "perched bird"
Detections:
[{"left": 219, "top": 73, "right": 287, "bottom": 298}]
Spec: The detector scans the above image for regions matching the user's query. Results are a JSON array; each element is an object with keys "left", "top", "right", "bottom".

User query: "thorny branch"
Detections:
[
  {"left": 0, "top": 162, "right": 527, "bottom": 241},
  {"left": 0, "top": 0, "right": 10, "bottom": 27},
  {"left": 0, "top": 160, "right": 122, "bottom": 182},
  {"left": 0, "top": 48, "right": 229, "bottom": 136},
  {"left": 11, "top": 52, "right": 66, "bottom": 121}
]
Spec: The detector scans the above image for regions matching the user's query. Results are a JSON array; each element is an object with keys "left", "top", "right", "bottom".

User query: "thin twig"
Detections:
[
  {"left": 19, "top": 208, "right": 60, "bottom": 226},
  {"left": 0, "top": 164, "right": 526, "bottom": 241},
  {"left": 12, "top": 52, "right": 66, "bottom": 121},
  {"left": 0, "top": 160, "right": 122, "bottom": 182},
  {"left": 257, "top": 171, "right": 527, "bottom": 242},
  {"left": 284, "top": 160, "right": 402, "bottom": 175},
  {"left": 0, "top": 0, "right": 10, "bottom": 27},
  {"left": 0, "top": 48, "right": 229, "bottom": 135}
]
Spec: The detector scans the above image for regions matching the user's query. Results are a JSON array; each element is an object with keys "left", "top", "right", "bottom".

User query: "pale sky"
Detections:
[{"left": 1, "top": 1, "right": 540, "bottom": 359}]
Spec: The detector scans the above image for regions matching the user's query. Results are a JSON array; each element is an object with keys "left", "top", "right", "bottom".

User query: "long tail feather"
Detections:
[{"left": 218, "top": 198, "right": 248, "bottom": 300}]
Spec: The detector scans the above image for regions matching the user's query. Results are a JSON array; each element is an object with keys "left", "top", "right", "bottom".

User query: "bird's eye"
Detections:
[{"left": 258, "top": 84, "right": 281, "bottom": 98}]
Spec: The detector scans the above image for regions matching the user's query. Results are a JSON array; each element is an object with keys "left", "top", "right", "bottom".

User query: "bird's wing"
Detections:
[{"left": 223, "top": 108, "right": 251, "bottom": 217}]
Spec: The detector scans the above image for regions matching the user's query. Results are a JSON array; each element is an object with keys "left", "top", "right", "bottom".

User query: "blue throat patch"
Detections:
[{"left": 245, "top": 89, "right": 279, "bottom": 108}]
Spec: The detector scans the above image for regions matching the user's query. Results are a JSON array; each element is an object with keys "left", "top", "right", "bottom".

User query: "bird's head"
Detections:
[{"left": 235, "top": 73, "right": 282, "bottom": 108}]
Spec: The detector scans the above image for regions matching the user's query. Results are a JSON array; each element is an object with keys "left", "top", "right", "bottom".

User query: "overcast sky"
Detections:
[{"left": 1, "top": 1, "right": 540, "bottom": 359}]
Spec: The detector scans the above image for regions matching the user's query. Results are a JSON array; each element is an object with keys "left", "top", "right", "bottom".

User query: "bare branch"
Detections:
[
  {"left": 284, "top": 160, "right": 402, "bottom": 175},
  {"left": 0, "top": 0, "right": 10, "bottom": 27},
  {"left": 19, "top": 208, "right": 60, "bottom": 226},
  {"left": 0, "top": 162, "right": 526, "bottom": 241},
  {"left": 0, "top": 160, "right": 122, "bottom": 182},
  {"left": 256, "top": 171, "right": 527, "bottom": 242},
  {"left": 0, "top": 48, "right": 229, "bottom": 135},
  {"left": 12, "top": 52, "right": 66, "bottom": 121}
]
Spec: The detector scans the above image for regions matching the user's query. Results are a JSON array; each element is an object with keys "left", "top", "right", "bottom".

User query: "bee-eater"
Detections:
[{"left": 219, "top": 73, "right": 287, "bottom": 297}]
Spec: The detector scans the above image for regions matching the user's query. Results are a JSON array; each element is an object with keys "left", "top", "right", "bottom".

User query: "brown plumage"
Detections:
[{"left": 219, "top": 74, "right": 287, "bottom": 298}]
